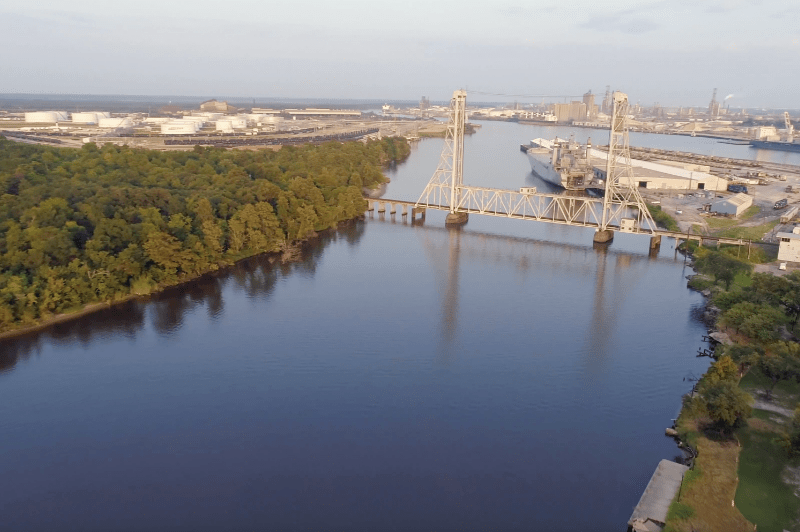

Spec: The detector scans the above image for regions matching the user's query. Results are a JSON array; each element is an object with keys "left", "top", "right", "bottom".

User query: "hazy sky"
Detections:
[{"left": 3, "top": 0, "right": 798, "bottom": 108}]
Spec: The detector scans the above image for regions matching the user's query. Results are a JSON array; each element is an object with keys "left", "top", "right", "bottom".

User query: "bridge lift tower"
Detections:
[
  {"left": 594, "top": 91, "right": 657, "bottom": 245},
  {"left": 418, "top": 89, "right": 469, "bottom": 225}
]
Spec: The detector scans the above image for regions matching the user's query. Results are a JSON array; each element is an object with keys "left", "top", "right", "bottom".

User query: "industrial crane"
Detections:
[{"left": 785, "top": 111, "right": 794, "bottom": 142}]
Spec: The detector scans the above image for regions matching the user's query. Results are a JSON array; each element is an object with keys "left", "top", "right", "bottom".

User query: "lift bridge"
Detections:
[{"left": 374, "top": 89, "right": 664, "bottom": 249}]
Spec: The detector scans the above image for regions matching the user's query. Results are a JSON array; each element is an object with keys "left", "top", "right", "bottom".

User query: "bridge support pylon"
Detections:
[
  {"left": 446, "top": 212, "right": 468, "bottom": 225},
  {"left": 650, "top": 235, "right": 662, "bottom": 249},
  {"left": 594, "top": 229, "right": 614, "bottom": 243}
]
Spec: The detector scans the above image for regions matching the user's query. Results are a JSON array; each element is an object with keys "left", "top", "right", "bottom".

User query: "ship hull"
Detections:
[
  {"left": 526, "top": 150, "right": 566, "bottom": 187},
  {"left": 750, "top": 140, "right": 800, "bottom": 153}
]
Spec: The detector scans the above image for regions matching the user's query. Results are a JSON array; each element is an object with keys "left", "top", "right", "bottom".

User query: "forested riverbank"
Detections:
[
  {"left": 0, "top": 136, "right": 410, "bottom": 334},
  {"left": 665, "top": 245, "right": 800, "bottom": 532}
]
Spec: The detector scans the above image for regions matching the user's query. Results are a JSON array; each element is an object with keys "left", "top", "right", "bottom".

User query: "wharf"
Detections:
[{"left": 628, "top": 459, "right": 689, "bottom": 532}]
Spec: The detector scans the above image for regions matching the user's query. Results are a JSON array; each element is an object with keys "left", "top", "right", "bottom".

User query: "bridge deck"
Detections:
[{"left": 365, "top": 197, "right": 777, "bottom": 248}]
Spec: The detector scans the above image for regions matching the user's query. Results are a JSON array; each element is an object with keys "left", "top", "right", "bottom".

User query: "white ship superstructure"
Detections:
[{"left": 525, "top": 137, "right": 594, "bottom": 190}]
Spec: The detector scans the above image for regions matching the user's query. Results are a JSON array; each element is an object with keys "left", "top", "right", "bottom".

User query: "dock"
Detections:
[{"left": 628, "top": 459, "right": 689, "bottom": 532}]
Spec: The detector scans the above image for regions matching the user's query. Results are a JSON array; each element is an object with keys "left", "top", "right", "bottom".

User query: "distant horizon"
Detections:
[{"left": 0, "top": 92, "right": 796, "bottom": 113}]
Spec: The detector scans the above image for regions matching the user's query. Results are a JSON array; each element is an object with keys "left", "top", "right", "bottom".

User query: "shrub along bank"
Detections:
[{"left": 0, "top": 136, "right": 411, "bottom": 334}]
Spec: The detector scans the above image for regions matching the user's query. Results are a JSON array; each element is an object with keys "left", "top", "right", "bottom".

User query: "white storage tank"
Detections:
[
  {"left": 98, "top": 117, "right": 133, "bottom": 128},
  {"left": 72, "top": 112, "right": 104, "bottom": 124},
  {"left": 160, "top": 120, "right": 200, "bottom": 135},
  {"left": 181, "top": 116, "right": 206, "bottom": 125},
  {"left": 215, "top": 120, "right": 233, "bottom": 133},
  {"left": 24, "top": 111, "right": 65, "bottom": 123},
  {"left": 230, "top": 117, "right": 247, "bottom": 129}
]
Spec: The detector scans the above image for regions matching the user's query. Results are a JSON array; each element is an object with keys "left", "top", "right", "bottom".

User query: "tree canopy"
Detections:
[{"left": 0, "top": 136, "right": 410, "bottom": 331}]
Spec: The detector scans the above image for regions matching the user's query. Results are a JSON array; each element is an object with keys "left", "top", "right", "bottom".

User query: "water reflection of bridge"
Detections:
[{"left": 397, "top": 216, "right": 658, "bottom": 366}]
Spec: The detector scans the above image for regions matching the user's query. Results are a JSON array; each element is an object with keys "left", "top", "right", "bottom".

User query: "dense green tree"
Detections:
[
  {"left": 695, "top": 251, "right": 752, "bottom": 289},
  {"left": 757, "top": 345, "right": 800, "bottom": 400},
  {"left": 721, "top": 301, "right": 787, "bottom": 342},
  {"left": 0, "top": 135, "right": 409, "bottom": 331},
  {"left": 786, "top": 406, "right": 800, "bottom": 455},
  {"left": 702, "top": 380, "right": 753, "bottom": 431}
]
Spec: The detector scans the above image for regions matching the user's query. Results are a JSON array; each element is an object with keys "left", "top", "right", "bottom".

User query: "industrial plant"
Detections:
[{"left": 0, "top": 99, "right": 440, "bottom": 150}]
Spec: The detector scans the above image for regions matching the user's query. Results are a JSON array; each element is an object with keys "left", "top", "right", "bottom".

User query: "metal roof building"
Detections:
[{"left": 711, "top": 193, "right": 753, "bottom": 217}]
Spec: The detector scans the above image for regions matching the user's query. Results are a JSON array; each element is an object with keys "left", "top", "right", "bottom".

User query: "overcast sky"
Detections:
[{"left": 3, "top": 0, "right": 798, "bottom": 108}]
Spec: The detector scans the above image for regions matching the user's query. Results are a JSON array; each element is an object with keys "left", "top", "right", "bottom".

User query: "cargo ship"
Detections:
[
  {"left": 522, "top": 137, "right": 595, "bottom": 190},
  {"left": 750, "top": 139, "right": 800, "bottom": 153}
]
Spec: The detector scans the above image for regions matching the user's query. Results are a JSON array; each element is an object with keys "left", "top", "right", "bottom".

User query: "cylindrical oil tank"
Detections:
[
  {"left": 72, "top": 112, "right": 102, "bottom": 124},
  {"left": 25, "top": 111, "right": 63, "bottom": 123},
  {"left": 160, "top": 121, "right": 200, "bottom": 135},
  {"left": 215, "top": 120, "right": 233, "bottom": 133},
  {"left": 98, "top": 117, "right": 133, "bottom": 128}
]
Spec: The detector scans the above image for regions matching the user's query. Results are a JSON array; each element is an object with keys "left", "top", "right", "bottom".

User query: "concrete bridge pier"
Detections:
[
  {"left": 410, "top": 207, "right": 426, "bottom": 221},
  {"left": 593, "top": 229, "right": 614, "bottom": 244},
  {"left": 445, "top": 212, "right": 469, "bottom": 225},
  {"left": 650, "top": 235, "right": 662, "bottom": 249}
]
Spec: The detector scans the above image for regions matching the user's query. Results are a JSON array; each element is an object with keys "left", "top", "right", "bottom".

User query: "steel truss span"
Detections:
[{"left": 417, "top": 185, "right": 606, "bottom": 228}]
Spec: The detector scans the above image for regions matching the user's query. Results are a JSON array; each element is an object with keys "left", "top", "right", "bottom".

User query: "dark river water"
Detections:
[{"left": 0, "top": 121, "right": 760, "bottom": 531}]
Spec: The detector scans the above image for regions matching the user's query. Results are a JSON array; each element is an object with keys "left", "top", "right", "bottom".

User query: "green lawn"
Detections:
[
  {"left": 717, "top": 220, "right": 779, "bottom": 241},
  {"left": 706, "top": 217, "right": 741, "bottom": 230},
  {"left": 736, "top": 423, "right": 800, "bottom": 532},
  {"left": 741, "top": 368, "right": 800, "bottom": 411},
  {"left": 706, "top": 206, "right": 762, "bottom": 230},
  {"left": 733, "top": 271, "right": 753, "bottom": 289},
  {"left": 736, "top": 372, "right": 800, "bottom": 531}
]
